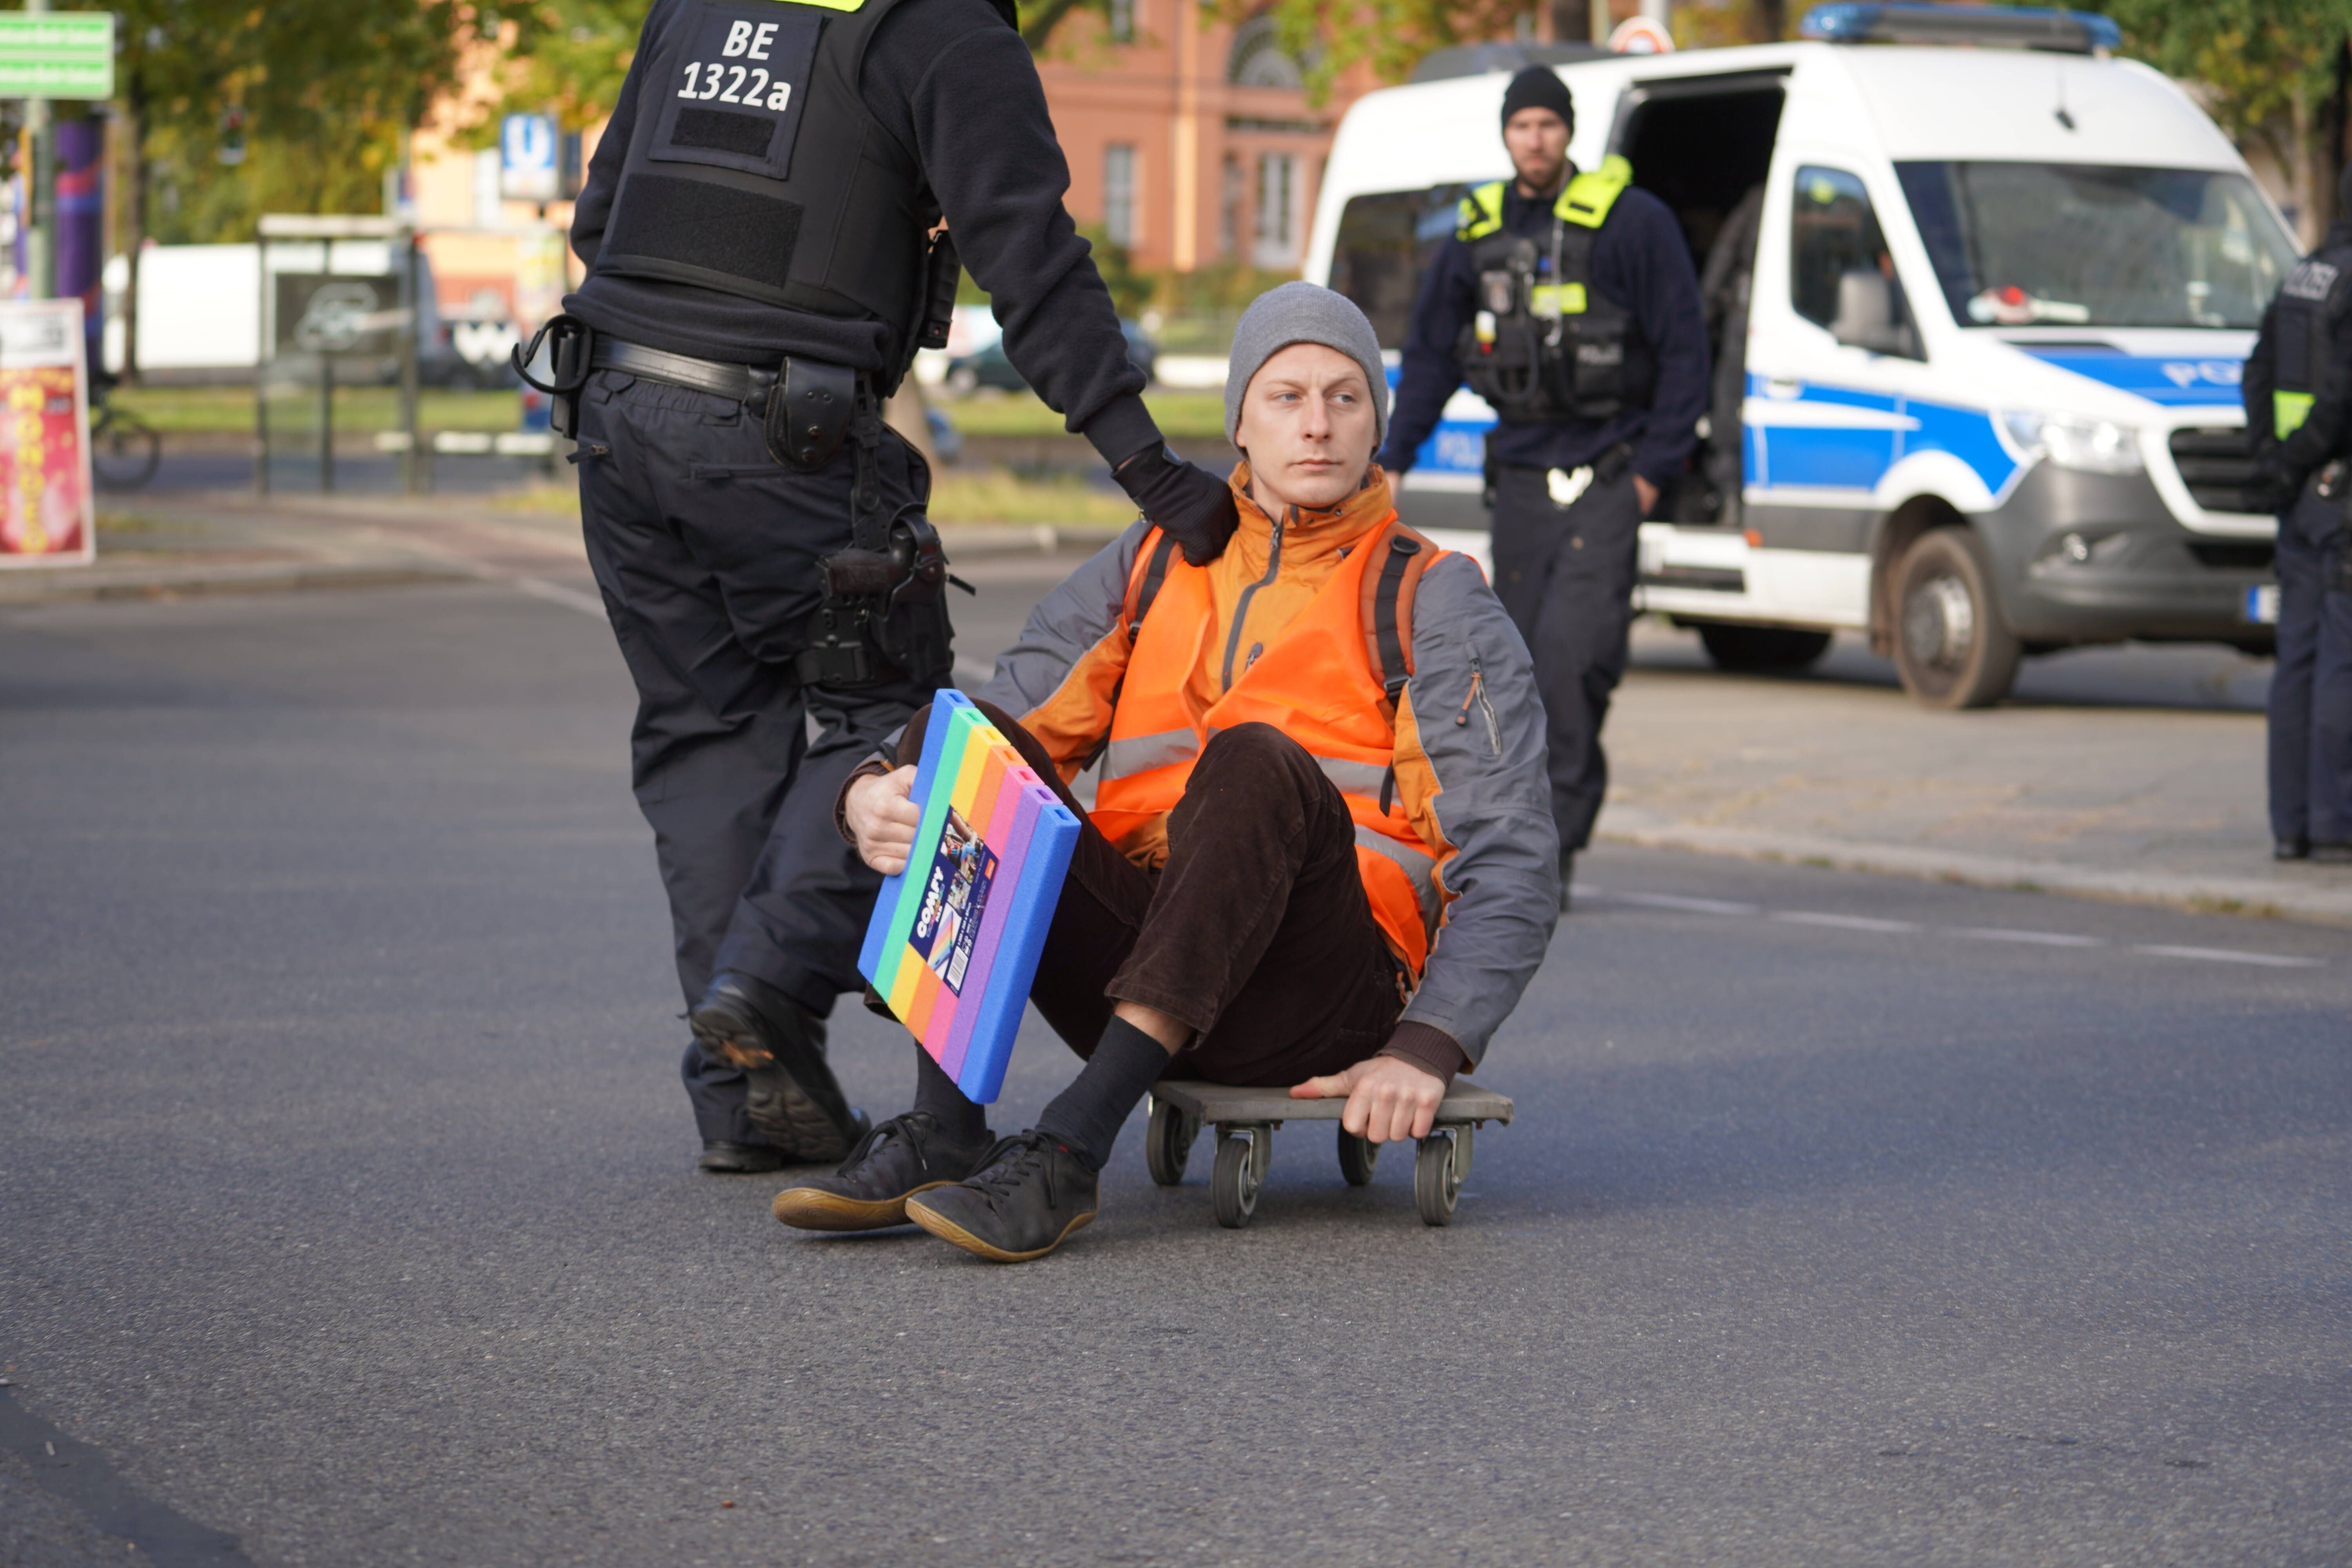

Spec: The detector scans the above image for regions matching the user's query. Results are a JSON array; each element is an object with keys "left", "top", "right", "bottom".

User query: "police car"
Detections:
[{"left": 1308, "top": 2, "right": 2295, "bottom": 707}]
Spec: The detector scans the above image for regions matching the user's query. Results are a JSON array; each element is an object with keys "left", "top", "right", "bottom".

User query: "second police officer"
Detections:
[
  {"left": 540, "top": 0, "right": 1239, "bottom": 1173},
  {"left": 1379, "top": 66, "right": 1707, "bottom": 909},
  {"left": 2245, "top": 162, "right": 2352, "bottom": 865}
]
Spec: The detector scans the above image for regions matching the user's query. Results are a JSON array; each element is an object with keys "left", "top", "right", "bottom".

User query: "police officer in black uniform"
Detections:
[
  {"left": 545, "top": 0, "right": 1238, "bottom": 1172},
  {"left": 1379, "top": 67, "right": 1706, "bottom": 907},
  {"left": 2245, "top": 163, "right": 2352, "bottom": 865}
]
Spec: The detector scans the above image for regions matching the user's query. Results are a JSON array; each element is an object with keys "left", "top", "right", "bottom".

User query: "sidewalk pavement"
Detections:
[
  {"left": 0, "top": 488, "right": 1119, "bottom": 610},
  {"left": 1602, "top": 626, "right": 2352, "bottom": 927}
]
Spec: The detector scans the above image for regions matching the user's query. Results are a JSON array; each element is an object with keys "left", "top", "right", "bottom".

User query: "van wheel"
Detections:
[
  {"left": 1695, "top": 623, "right": 1833, "bottom": 672},
  {"left": 1892, "top": 528, "right": 2019, "bottom": 709}
]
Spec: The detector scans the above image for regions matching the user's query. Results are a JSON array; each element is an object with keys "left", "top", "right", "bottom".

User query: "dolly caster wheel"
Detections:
[
  {"left": 1337, "top": 1127, "right": 1379, "bottom": 1186},
  {"left": 1145, "top": 1094, "right": 1198, "bottom": 1187},
  {"left": 1212, "top": 1127, "right": 1269, "bottom": 1228},
  {"left": 1415, "top": 1127, "right": 1469, "bottom": 1227}
]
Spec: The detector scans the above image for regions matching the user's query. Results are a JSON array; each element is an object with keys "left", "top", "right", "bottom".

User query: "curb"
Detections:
[
  {"left": 1595, "top": 808, "right": 2352, "bottom": 928},
  {"left": 0, "top": 559, "right": 480, "bottom": 606}
]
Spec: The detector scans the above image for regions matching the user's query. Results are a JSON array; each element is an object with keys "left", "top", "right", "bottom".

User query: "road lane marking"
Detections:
[
  {"left": 1771, "top": 911, "right": 1921, "bottom": 933},
  {"left": 1587, "top": 887, "right": 2329, "bottom": 969},
  {"left": 1954, "top": 927, "right": 2108, "bottom": 948},
  {"left": 512, "top": 576, "right": 607, "bottom": 619},
  {"left": 1611, "top": 891, "right": 1760, "bottom": 916},
  {"left": 2133, "top": 945, "right": 2326, "bottom": 969}
]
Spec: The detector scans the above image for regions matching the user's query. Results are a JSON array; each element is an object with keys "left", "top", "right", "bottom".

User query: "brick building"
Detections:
[{"left": 1030, "top": 4, "right": 1380, "bottom": 274}]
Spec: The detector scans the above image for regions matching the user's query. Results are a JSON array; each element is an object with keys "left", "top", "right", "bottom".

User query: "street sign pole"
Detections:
[{"left": 22, "top": 0, "right": 48, "bottom": 301}]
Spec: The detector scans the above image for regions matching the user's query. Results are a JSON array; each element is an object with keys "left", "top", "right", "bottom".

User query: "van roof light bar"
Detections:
[{"left": 1798, "top": 3, "right": 2120, "bottom": 53}]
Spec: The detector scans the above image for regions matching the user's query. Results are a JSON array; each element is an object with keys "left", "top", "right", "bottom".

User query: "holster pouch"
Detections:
[
  {"left": 511, "top": 314, "right": 595, "bottom": 439},
  {"left": 794, "top": 506, "right": 955, "bottom": 689},
  {"left": 767, "top": 358, "right": 857, "bottom": 471},
  {"left": 791, "top": 372, "right": 958, "bottom": 690},
  {"left": 1593, "top": 440, "right": 1637, "bottom": 488}
]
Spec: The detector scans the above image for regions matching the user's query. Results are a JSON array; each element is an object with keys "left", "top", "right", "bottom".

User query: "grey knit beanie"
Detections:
[{"left": 1224, "top": 281, "right": 1389, "bottom": 447}]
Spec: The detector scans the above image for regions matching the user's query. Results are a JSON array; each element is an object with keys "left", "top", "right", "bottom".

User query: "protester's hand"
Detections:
[
  {"left": 846, "top": 765, "right": 921, "bottom": 874},
  {"left": 1290, "top": 1054, "right": 1446, "bottom": 1143},
  {"left": 1114, "top": 445, "right": 1240, "bottom": 565},
  {"left": 1633, "top": 475, "right": 1659, "bottom": 516}
]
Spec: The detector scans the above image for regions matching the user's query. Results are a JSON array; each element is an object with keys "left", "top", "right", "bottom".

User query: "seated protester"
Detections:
[{"left": 779, "top": 283, "right": 1559, "bottom": 1263}]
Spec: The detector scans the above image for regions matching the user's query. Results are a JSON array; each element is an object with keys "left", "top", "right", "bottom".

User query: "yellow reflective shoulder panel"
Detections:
[
  {"left": 788, "top": 0, "right": 870, "bottom": 10},
  {"left": 1555, "top": 162, "right": 1632, "bottom": 229},
  {"left": 1456, "top": 181, "right": 1506, "bottom": 242}
]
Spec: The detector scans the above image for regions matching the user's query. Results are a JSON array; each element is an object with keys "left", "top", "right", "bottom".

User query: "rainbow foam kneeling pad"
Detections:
[{"left": 857, "top": 691, "right": 1081, "bottom": 1104}]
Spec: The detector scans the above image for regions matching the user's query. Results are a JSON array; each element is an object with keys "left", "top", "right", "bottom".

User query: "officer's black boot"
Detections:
[{"left": 690, "top": 973, "right": 868, "bottom": 1165}]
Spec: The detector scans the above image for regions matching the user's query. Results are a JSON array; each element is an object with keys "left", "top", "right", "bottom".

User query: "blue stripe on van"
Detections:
[
  {"left": 1745, "top": 373, "right": 2018, "bottom": 499},
  {"left": 2018, "top": 347, "right": 2245, "bottom": 408}
]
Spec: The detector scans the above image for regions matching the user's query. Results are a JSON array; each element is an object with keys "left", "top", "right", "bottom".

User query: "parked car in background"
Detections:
[{"left": 945, "top": 316, "right": 1158, "bottom": 394}]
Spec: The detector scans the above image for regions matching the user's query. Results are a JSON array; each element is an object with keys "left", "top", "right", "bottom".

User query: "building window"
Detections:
[
  {"left": 1227, "top": 15, "right": 1303, "bottom": 88},
  {"left": 1107, "top": 0, "right": 1136, "bottom": 44},
  {"left": 1105, "top": 143, "right": 1138, "bottom": 248},
  {"left": 1255, "top": 152, "right": 1296, "bottom": 267}
]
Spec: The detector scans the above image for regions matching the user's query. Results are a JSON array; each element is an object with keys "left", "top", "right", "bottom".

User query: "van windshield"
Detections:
[{"left": 1894, "top": 162, "right": 2297, "bottom": 330}]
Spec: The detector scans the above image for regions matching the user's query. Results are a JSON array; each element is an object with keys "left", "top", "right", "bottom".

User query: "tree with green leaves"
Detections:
[
  {"left": 81, "top": 0, "right": 528, "bottom": 377},
  {"left": 2082, "top": 0, "right": 2352, "bottom": 246}
]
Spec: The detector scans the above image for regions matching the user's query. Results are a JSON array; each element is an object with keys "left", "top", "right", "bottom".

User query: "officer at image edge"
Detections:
[
  {"left": 553, "top": 0, "right": 1240, "bottom": 1173},
  {"left": 2245, "top": 160, "right": 2352, "bottom": 866},
  {"left": 1379, "top": 65, "right": 1707, "bottom": 911}
]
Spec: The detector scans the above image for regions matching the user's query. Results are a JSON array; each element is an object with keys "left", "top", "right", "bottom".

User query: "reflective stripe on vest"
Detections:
[
  {"left": 1454, "top": 155, "right": 1633, "bottom": 243},
  {"left": 1094, "top": 518, "right": 1450, "bottom": 973},
  {"left": 2277, "top": 390, "right": 2316, "bottom": 440}
]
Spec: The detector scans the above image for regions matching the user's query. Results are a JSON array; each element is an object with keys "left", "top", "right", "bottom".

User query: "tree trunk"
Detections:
[{"left": 1751, "top": 0, "right": 1787, "bottom": 43}]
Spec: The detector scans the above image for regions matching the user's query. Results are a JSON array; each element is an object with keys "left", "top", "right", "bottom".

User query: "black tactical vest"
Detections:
[
  {"left": 1453, "top": 160, "right": 1656, "bottom": 425},
  {"left": 597, "top": 0, "right": 930, "bottom": 364},
  {"left": 2274, "top": 240, "right": 2352, "bottom": 440}
]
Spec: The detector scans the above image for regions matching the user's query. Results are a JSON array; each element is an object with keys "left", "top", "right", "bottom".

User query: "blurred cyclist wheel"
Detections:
[{"left": 91, "top": 403, "right": 162, "bottom": 491}]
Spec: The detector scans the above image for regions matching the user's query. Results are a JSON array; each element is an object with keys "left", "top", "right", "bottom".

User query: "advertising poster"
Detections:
[{"left": 0, "top": 298, "right": 93, "bottom": 568}]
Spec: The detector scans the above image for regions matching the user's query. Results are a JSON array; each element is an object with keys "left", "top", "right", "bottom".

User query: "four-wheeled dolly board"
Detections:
[{"left": 1144, "top": 1079, "right": 1514, "bottom": 1229}]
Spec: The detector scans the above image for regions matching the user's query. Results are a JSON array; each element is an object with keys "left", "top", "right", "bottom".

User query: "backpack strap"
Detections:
[
  {"left": 1359, "top": 521, "right": 1440, "bottom": 705},
  {"left": 1121, "top": 526, "right": 1182, "bottom": 641}
]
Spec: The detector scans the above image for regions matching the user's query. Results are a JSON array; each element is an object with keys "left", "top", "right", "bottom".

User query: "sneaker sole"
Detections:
[
  {"left": 902, "top": 1198, "right": 1098, "bottom": 1263},
  {"left": 771, "top": 1182, "right": 955, "bottom": 1232}
]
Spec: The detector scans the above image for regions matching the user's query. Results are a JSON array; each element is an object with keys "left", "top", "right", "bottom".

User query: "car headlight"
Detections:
[{"left": 2000, "top": 411, "right": 2143, "bottom": 475}]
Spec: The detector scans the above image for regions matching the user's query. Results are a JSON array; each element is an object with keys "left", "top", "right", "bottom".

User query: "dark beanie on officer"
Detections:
[{"left": 1500, "top": 65, "right": 1575, "bottom": 131}]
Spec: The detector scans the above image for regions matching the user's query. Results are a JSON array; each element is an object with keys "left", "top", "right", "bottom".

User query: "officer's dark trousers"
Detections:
[
  {"left": 2269, "top": 487, "right": 2352, "bottom": 847},
  {"left": 1489, "top": 463, "right": 1643, "bottom": 854},
  {"left": 575, "top": 368, "right": 931, "bottom": 1146}
]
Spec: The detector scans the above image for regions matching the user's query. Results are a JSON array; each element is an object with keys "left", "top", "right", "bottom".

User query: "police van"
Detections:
[{"left": 1308, "top": 2, "right": 2296, "bottom": 708}]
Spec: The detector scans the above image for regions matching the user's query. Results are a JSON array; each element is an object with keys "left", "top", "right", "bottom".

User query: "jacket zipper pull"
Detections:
[{"left": 1456, "top": 666, "right": 1483, "bottom": 726}]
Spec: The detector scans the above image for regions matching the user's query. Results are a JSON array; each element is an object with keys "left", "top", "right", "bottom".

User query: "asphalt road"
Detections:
[{"left": 3, "top": 572, "right": 2348, "bottom": 1568}]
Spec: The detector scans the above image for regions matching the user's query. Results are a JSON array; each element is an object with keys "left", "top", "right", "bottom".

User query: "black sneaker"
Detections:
[
  {"left": 2312, "top": 842, "right": 2352, "bottom": 865},
  {"left": 772, "top": 1112, "right": 993, "bottom": 1232},
  {"left": 905, "top": 1131, "right": 1099, "bottom": 1263},
  {"left": 698, "top": 1140, "right": 791, "bottom": 1175},
  {"left": 2276, "top": 838, "right": 2311, "bottom": 862},
  {"left": 691, "top": 973, "right": 866, "bottom": 1164}
]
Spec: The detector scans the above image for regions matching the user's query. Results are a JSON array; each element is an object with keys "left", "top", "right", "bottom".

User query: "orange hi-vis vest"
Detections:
[{"left": 1090, "top": 510, "right": 1450, "bottom": 975}]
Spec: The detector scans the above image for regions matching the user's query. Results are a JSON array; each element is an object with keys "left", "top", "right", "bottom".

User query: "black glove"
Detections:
[
  {"left": 1114, "top": 445, "right": 1240, "bottom": 565},
  {"left": 2242, "top": 458, "right": 2296, "bottom": 517}
]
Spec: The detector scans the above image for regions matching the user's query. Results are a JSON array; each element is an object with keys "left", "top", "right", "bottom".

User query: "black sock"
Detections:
[
  {"left": 912, "top": 1046, "right": 989, "bottom": 1148},
  {"left": 1034, "top": 1016, "right": 1172, "bottom": 1172}
]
